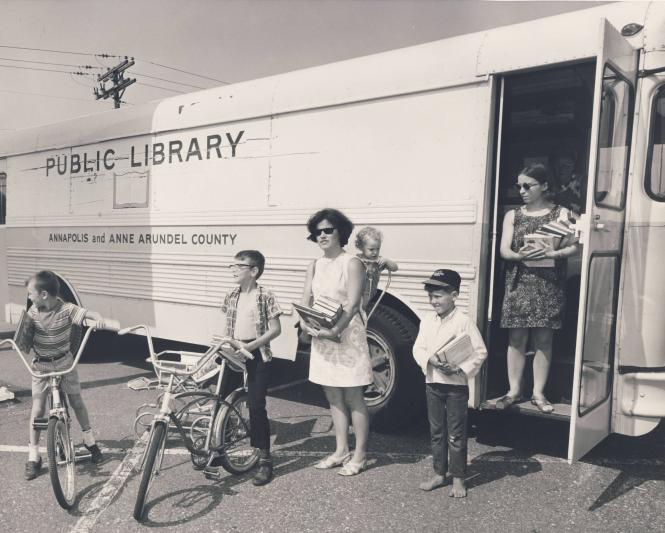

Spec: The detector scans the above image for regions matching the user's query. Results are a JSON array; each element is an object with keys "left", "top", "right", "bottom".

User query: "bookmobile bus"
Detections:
[{"left": 1, "top": 2, "right": 665, "bottom": 463}]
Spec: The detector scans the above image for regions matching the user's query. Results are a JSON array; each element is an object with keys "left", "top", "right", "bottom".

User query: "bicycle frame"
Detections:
[{"left": 120, "top": 325, "right": 253, "bottom": 474}]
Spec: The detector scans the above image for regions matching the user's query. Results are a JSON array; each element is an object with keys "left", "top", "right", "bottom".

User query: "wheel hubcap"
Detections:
[{"left": 364, "top": 331, "right": 396, "bottom": 408}]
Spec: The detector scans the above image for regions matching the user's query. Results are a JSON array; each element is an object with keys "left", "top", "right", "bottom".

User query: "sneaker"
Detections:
[
  {"left": 85, "top": 444, "right": 104, "bottom": 464},
  {"left": 24, "top": 457, "right": 42, "bottom": 480},
  {"left": 252, "top": 451, "right": 273, "bottom": 486}
]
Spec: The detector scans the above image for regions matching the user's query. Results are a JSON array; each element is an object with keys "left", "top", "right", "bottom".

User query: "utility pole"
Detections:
[{"left": 94, "top": 57, "right": 136, "bottom": 108}]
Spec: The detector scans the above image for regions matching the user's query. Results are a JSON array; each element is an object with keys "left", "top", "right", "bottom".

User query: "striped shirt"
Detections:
[
  {"left": 28, "top": 298, "right": 87, "bottom": 358},
  {"left": 221, "top": 284, "right": 282, "bottom": 362}
]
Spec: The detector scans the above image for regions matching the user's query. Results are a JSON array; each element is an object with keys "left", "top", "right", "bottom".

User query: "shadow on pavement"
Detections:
[
  {"left": 587, "top": 464, "right": 665, "bottom": 511},
  {"left": 465, "top": 450, "right": 543, "bottom": 492}
]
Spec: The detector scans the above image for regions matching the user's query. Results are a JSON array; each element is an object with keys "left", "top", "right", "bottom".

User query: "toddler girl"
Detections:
[{"left": 355, "top": 227, "right": 399, "bottom": 312}]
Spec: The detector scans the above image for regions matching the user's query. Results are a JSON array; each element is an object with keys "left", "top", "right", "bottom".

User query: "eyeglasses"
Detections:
[
  {"left": 312, "top": 227, "right": 336, "bottom": 237},
  {"left": 514, "top": 182, "right": 540, "bottom": 191},
  {"left": 228, "top": 263, "right": 254, "bottom": 269}
]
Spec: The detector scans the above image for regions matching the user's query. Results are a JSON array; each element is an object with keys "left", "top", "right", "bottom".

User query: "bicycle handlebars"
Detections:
[
  {"left": 0, "top": 319, "right": 111, "bottom": 379},
  {"left": 118, "top": 324, "right": 254, "bottom": 377}
]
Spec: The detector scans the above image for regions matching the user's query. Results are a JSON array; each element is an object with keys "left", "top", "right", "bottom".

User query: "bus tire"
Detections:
[{"left": 365, "top": 304, "right": 422, "bottom": 431}]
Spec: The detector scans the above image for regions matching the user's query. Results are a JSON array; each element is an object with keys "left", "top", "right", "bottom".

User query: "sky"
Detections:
[{"left": 0, "top": 0, "right": 611, "bottom": 132}]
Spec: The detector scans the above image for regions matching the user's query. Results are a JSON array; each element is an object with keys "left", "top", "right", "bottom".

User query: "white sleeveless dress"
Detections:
[{"left": 308, "top": 252, "right": 373, "bottom": 387}]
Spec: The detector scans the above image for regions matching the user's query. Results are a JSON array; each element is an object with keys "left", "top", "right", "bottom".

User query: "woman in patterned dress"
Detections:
[
  {"left": 497, "top": 164, "right": 580, "bottom": 413},
  {"left": 300, "top": 208, "right": 372, "bottom": 476}
]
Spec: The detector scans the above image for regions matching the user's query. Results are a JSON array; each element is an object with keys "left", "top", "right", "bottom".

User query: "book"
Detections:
[
  {"left": 293, "top": 297, "right": 343, "bottom": 331},
  {"left": 541, "top": 220, "right": 574, "bottom": 237},
  {"left": 13, "top": 310, "right": 35, "bottom": 355},
  {"left": 522, "top": 233, "right": 557, "bottom": 268},
  {"left": 434, "top": 333, "right": 474, "bottom": 367}
]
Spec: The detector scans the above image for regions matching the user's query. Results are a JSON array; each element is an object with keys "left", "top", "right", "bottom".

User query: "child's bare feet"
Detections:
[
  {"left": 449, "top": 477, "right": 467, "bottom": 498},
  {"left": 419, "top": 474, "right": 447, "bottom": 491}
]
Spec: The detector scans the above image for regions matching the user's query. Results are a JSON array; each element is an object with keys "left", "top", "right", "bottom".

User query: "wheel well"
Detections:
[
  {"left": 54, "top": 273, "right": 81, "bottom": 306},
  {"left": 370, "top": 292, "right": 420, "bottom": 328}
]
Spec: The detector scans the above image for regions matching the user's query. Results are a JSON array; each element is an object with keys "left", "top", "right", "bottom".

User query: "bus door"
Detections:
[{"left": 568, "top": 19, "right": 637, "bottom": 463}]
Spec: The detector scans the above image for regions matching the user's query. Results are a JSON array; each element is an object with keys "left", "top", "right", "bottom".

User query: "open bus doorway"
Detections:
[{"left": 483, "top": 61, "right": 596, "bottom": 419}]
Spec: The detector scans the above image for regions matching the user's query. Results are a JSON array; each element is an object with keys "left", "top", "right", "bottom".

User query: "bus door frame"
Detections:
[{"left": 567, "top": 18, "right": 638, "bottom": 463}]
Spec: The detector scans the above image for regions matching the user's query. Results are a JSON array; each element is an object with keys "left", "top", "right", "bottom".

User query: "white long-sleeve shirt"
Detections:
[{"left": 412, "top": 307, "right": 487, "bottom": 385}]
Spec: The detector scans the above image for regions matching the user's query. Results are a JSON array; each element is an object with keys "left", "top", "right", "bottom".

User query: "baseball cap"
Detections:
[{"left": 422, "top": 268, "right": 461, "bottom": 291}]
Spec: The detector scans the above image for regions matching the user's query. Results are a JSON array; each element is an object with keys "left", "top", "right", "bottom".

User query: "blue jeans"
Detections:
[
  {"left": 426, "top": 383, "right": 469, "bottom": 478},
  {"left": 245, "top": 348, "right": 271, "bottom": 452}
]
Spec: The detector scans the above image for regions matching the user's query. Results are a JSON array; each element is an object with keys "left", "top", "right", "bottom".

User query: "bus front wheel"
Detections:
[{"left": 365, "top": 305, "right": 422, "bottom": 431}]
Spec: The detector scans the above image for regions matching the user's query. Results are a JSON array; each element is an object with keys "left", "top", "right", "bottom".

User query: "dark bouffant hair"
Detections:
[
  {"left": 235, "top": 250, "right": 265, "bottom": 278},
  {"left": 306, "top": 208, "right": 354, "bottom": 247},
  {"left": 32, "top": 270, "right": 60, "bottom": 296}
]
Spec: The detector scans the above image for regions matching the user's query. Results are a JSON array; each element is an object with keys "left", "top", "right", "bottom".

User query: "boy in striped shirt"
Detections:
[{"left": 24, "top": 270, "right": 108, "bottom": 480}]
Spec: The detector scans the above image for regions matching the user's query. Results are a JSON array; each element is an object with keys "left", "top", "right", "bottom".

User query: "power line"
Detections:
[
  {"left": 136, "top": 58, "right": 229, "bottom": 84},
  {"left": 0, "top": 89, "right": 97, "bottom": 102},
  {"left": 0, "top": 44, "right": 97, "bottom": 57},
  {"left": 133, "top": 71, "right": 206, "bottom": 90},
  {"left": 0, "top": 56, "right": 102, "bottom": 69},
  {"left": 0, "top": 63, "right": 95, "bottom": 76},
  {"left": 136, "top": 81, "right": 185, "bottom": 94},
  {"left": 0, "top": 44, "right": 229, "bottom": 85}
]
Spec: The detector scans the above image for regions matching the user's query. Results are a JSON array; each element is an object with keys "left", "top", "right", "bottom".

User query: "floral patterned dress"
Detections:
[
  {"left": 309, "top": 252, "right": 373, "bottom": 387},
  {"left": 500, "top": 205, "right": 567, "bottom": 329}
]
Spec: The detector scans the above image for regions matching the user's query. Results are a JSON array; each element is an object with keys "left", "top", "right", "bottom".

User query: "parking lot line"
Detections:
[
  {"left": 70, "top": 432, "right": 149, "bottom": 533},
  {"left": 3, "top": 442, "right": 664, "bottom": 467}
]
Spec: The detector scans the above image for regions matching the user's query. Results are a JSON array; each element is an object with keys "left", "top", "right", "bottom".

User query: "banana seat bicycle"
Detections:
[
  {"left": 120, "top": 324, "right": 260, "bottom": 521},
  {"left": 0, "top": 317, "right": 117, "bottom": 510}
]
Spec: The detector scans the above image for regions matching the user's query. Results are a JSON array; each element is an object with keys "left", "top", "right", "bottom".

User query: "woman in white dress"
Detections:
[{"left": 300, "top": 208, "right": 373, "bottom": 476}]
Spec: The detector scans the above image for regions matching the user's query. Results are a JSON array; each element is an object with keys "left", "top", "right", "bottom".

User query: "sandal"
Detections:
[
  {"left": 314, "top": 452, "right": 351, "bottom": 470},
  {"left": 495, "top": 395, "right": 519, "bottom": 410},
  {"left": 338, "top": 459, "right": 367, "bottom": 476},
  {"left": 531, "top": 396, "right": 554, "bottom": 414}
]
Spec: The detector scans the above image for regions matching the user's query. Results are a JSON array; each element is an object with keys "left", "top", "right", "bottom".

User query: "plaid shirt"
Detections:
[{"left": 221, "top": 284, "right": 283, "bottom": 362}]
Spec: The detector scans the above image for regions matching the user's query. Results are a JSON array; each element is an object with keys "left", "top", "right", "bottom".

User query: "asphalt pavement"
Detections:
[{"left": 1, "top": 340, "right": 664, "bottom": 533}]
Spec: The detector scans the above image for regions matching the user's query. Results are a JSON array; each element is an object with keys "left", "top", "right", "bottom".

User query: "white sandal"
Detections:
[
  {"left": 338, "top": 459, "right": 367, "bottom": 476},
  {"left": 314, "top": 452, "right": 351, "bottom": 470}
]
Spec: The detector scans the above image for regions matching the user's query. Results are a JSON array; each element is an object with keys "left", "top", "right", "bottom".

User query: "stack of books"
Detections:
[
  {"left": 434, "top": 334, "right": 474, "bottom": 367},
  {"left": 523, "top": 220, "right": 575, "bottom": 268},
  {"left": 293, "top": 296, "right": 343, "bottom": 331}
]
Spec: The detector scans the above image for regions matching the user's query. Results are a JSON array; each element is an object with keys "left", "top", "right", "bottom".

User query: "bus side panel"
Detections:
[{"left": 613, "top": 223, "right": 665, "bottom": 436}]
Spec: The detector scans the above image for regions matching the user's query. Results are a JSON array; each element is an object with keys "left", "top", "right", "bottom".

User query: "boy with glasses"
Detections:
[{"left": 220, "top": 250, "right": 283, "bottom": 485}]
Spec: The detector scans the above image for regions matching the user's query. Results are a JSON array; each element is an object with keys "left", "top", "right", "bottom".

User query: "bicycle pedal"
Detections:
[
  {"left": 32, "top": 417, "right": 49, "bottom": 430},
  {"left": 203, "top": 466, "right": 222, "bottom": 480}
]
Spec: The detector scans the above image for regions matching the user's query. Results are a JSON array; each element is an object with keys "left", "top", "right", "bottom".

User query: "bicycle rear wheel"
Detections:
[
  {"left": 213, "top": 391, "right": 259, "bottom": 475},
  {"left": 46, "top": 417, "right": 76, "bottom": 509},
  {"left": 133, "top": 421, "right": 167, "bottom": 521}
]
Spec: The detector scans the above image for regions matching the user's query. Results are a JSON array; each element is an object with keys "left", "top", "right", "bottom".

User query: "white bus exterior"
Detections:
[{"left": 2, "top": 1, "right": 665, "bottom": 462}]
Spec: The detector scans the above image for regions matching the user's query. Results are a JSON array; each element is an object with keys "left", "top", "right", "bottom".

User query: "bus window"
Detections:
[
  {"left": 594, "top": 65, "right": 633, "bottom": 210},
  {"left": 646, "top": 84, "right": 665, "bottom": 201},
  {"left": 0, "top": 172, "right": 6, "bottom": 225}
]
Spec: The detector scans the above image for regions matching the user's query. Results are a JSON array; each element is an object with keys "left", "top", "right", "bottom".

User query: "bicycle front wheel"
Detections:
[
  {"left": 133, "top": 421, "right": 167, "bottom": 521},
  {"left": 46, "top": 417, "right": 76, "bottom": 509},
  {"left": 213, "top": 391, "right": 259, "bottom": 475}
]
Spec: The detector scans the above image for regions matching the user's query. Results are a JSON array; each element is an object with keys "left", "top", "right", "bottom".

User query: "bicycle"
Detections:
[
  {"left": 0, "top": 317, "right": 116, "bottom": 510},
  {"left": 120, "top": 324, "right": 260, "bottom": 521}
]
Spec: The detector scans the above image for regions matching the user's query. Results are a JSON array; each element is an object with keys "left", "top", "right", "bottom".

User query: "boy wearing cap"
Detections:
[{"left": 413, "top": 268, "right": 487, "bottom": 498}]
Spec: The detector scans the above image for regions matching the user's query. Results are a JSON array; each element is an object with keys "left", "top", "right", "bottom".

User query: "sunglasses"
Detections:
[
  {"left": 228, "top": 263, "right": 254, "bottom": 269},
  {"left": 514, "top": 182, "right": 540, "bottom": 191},
  {"left": 312, "top": 227, "right": 336, "bottom": 237}
]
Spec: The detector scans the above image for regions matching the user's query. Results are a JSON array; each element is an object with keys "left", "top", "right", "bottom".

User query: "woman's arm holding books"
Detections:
[{"left": 316, "top": 257, "right": 364, "bottom": 340}]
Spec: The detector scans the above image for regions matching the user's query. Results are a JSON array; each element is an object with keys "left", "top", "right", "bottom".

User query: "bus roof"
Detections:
[{"left": 0, "top": 1, "right": 659, "bottom": 159}]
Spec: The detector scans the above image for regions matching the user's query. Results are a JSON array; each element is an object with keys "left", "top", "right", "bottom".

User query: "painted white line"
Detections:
[
  {"left": 267, "top": 378, "right": 308, "bottom": 394},
  {"left": 69, "top": 432, "right": 149, "bottom": 533},
  {"left": 2, "top": 442, "right": 664, "bottom": 467}
]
